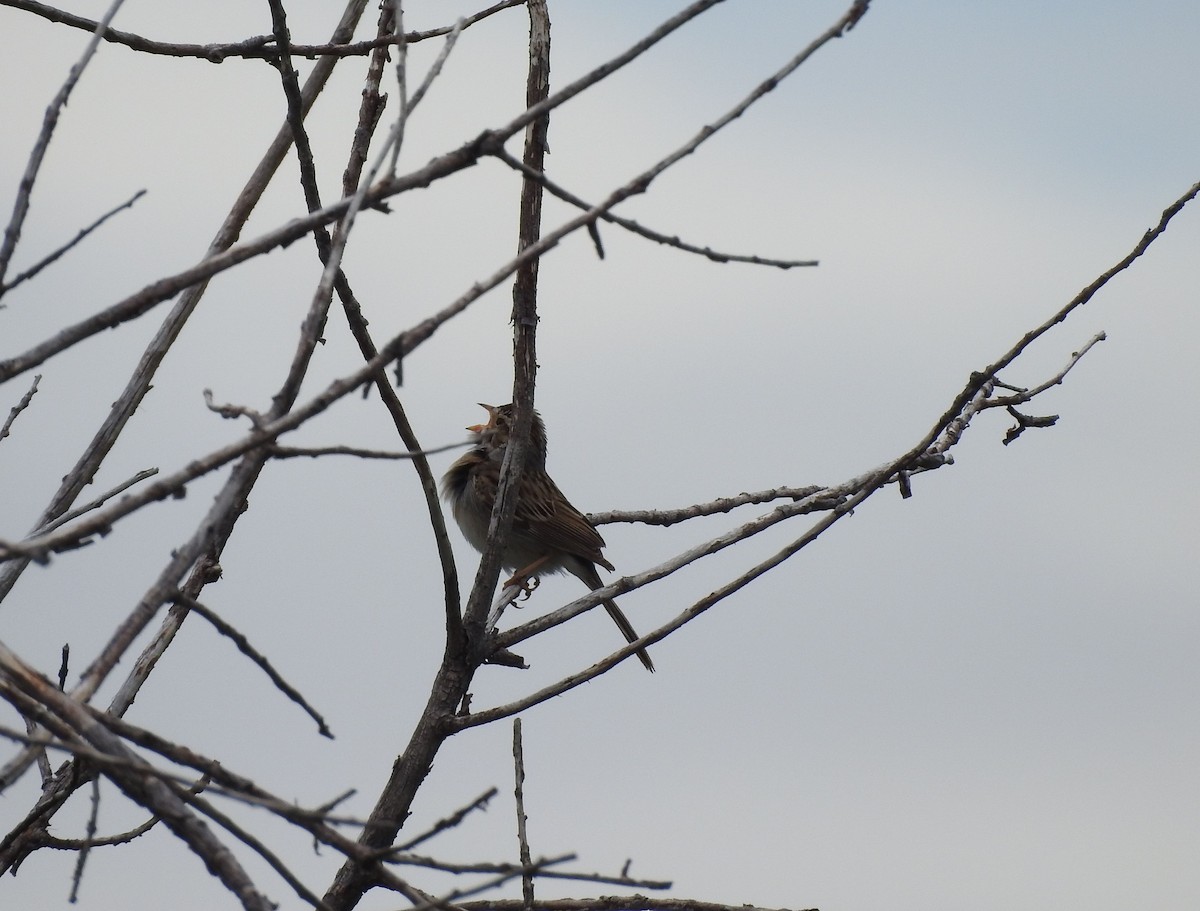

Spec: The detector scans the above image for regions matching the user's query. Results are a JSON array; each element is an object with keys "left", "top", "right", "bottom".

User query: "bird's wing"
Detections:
[
  {"left": 517, "top": 469, "right": 612, "bottom": 569},
  {"left": 467, "top": 459, "right": 612, "bottom": 569}
]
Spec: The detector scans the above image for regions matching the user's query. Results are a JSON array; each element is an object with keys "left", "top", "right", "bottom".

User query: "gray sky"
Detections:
[{"left": 1, "top": 2, "right": 1198, "bottom": 910}]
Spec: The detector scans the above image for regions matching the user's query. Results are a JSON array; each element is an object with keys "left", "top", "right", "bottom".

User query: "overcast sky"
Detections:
[{"left": 1, "top": 2, "right": 1198, "bottom": 910}]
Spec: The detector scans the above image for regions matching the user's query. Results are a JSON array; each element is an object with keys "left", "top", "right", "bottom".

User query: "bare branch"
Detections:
[
  {"left": 589, "top": 485, "right": 827, "bottom": 528},
  {"left": 513, "top": 718, "right": 534, "bottom": 908},
  {"left": 0, "top": 374, "right": 40, "bottom": 444},
  {"left": 41, "top": 800, "right": 163, "bottom": 849},
  {"left": 526, "top": 869, "right": 671, "bottom": 890},
  {"left": 1001, "top": 406, "right": 1059, "bottom": 445},
  {"left": 0, "top": 177, "right": 1185, "bottom": 782},
  {"left": 67, "top": 778, "right": 101, "bottom": 902},
  {"left": 173, "top": 789, "right": 331, "bottom": 911},
  {"left": 0, "top": 0, "right": 127, "bottom": 285},
  {"left": 0, "top": 714, "right": 424, "bottom": 906},
  {"left": 459, "top": 486, "right": 869, "bottom": 728},
  {"left": 0, "top": 101, "right": 828, "bottom": 560},
  {"left": 0, "top": 0, "right": 373, "bottom": 611},
  {"left": 386, "top": 854, "right": 670, "bottom": 890},
  {"left": 0, "top": 720, "right": 329, "bottom": 826},
  {"left": 919, "top": 179, "right": 1200, "bottom": 453},
  {"left": 31, "top": 770, "right": 210, "bottom": 855},
  {"left": 399, "top": 855, "right": 576, "bottom": 911},
  {"left": 29, "top": 468, "right": 159, "bottom": 536},
  {"left": 384, "top": 4, "right": 468, "bottom": 183},
  {"left": 0, "top": 646, "right": 274, "bottom": 910},
  {"left": 387, "top": 0, "right": 408, "bottom": 175},
  {"left": 407, "top": 16, "right": 465, "bottom": 114},
  {"left": 24, "top": 712, "right": 50, "bottom": 785},
  {"left": 172, "top": 594, "right": 333, "bottom": 739},
  {"left": 458, "top": 900, "right": 813, "bottom": 911},
  {"left": 1, "top": 0, "right": 525, "bottom": 62},
  {"left": 986, "top": 331, "right": 1108, "bottom": 409},
  {"left": 0, "top": 189, "right": 145, "bottom": 298},
  {"left": 204, "top": 388, "right": 267, "bottom": 428},
  {"left": 479, "top": 0, "right": 874, "bottom": 211},
  {"left": 268, "top": 441, "right": 471, "bottom": 461},
  {"left": 387, "top": 788, "right": 499, "bottom": 855},
  {"left": 493, "top": 148, "right": 818, "bottom": 270}
]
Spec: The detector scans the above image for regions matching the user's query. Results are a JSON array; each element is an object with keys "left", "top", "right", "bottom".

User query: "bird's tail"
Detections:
[
  {"left": 577, "top": 562, "right": 654, "bottom": 672},
  {"left": 602, "top": 599, "right": 656, "bottom": 673}
]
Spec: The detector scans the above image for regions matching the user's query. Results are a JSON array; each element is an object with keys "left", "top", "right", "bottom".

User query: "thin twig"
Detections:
[
  {"left": 203, "top": 389, "right": 266, "bottom": 428},
  {"left": 920, "top": 179, "right": 1200, "bottom": 457},
  {"left": 67, "top": 777, "right": 100, "bottom": 901},
  {"left": 480, "top": 342, "right": 1076, "bottom": 673},
  {"left": 269, "top": 441, "right": 471, "bottom": 460},
  {"left": 0, "top": 190, "right": 146, "bottom": 297},
  {"left": 985, "top": 331, "right": 1108, "bottom": 408},
  {"left": 386, "top": 854, "right": 670, "bottom": 889},
  {"left": 486, "top": 583, "right": 525, "bottom": 635},
  {"left": 513, "top": 718, "right": 534, "bottom": 909},
  {"left": 493, "top": 148, "right": 817, "bottom": 270},
  {"left": 263, "top": 0, "right": 470, "bottom": 716},
  {"left": 525, "top": 869, "right": 671, "bottom": 889},
  {"left": 407, "top": 18, "right": 464, "bottom": 114},
  {"left": 172, "top": 595, "right": 333, "bottom": 739},
  {"left": 589, "top": 485, "right": 827, "bottom": 527},
  {"left": 457, "top": 900, "right": 811, "bottom": 911},
  {"left": 173, "top": 787, "right": 332, "bottom": 911},
  {"left": 387, "top": 1, "right": 408, "bottom": 174},
  {"left": 0, "top": 375, "right": 40, "bottom": 444},
  {"left": 43, "top": 806, "right": 160, "bottom": 849},
  {"left": 0, "top": 0, "right": 127, "bottom": 285},
  {"left": 23, "top": 712, "right": 51, "bottom": 785},
  {"left": 398, "top": 855, "right": 576, "bottom": 911},
  {"left": 33, "top": 468, "right": 158, "bottom": 535},
  {"left": 389, "top": 787, "right": 499, "bottom": 855},
  {"left": 2, "top": 0, "right": 525, "bottom": 62},
  {"left": 37, "top": 772, "right": 210, "bottom": 852}
]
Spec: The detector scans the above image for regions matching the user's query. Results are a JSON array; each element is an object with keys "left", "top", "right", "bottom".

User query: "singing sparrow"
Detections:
[{"left": 441, "top": 404, "right": 654, "bottom": 672}]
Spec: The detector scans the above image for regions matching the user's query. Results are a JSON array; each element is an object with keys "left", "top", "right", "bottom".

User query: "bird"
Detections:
[{"left": 441, "top": 403, "right": 655, "bottom": 672}]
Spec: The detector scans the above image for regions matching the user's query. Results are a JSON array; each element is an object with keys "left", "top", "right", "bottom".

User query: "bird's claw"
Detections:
[{"left": 502, "top": 573, "right": 540, "bottom": 603}]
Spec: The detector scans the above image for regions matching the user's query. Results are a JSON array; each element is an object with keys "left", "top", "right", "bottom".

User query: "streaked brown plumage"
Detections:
[{"left": 441, "top": 404, "right": 654, "bottom": 672}]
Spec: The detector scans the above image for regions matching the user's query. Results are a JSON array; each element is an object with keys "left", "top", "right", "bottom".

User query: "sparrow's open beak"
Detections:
[{"left": 466, "top": 403, "right": 495, "bottom": 433}]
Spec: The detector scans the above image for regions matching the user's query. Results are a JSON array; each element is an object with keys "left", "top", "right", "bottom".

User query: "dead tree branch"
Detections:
[{"left": 1, "top": 0, "right": 525, "bottom": 62}]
